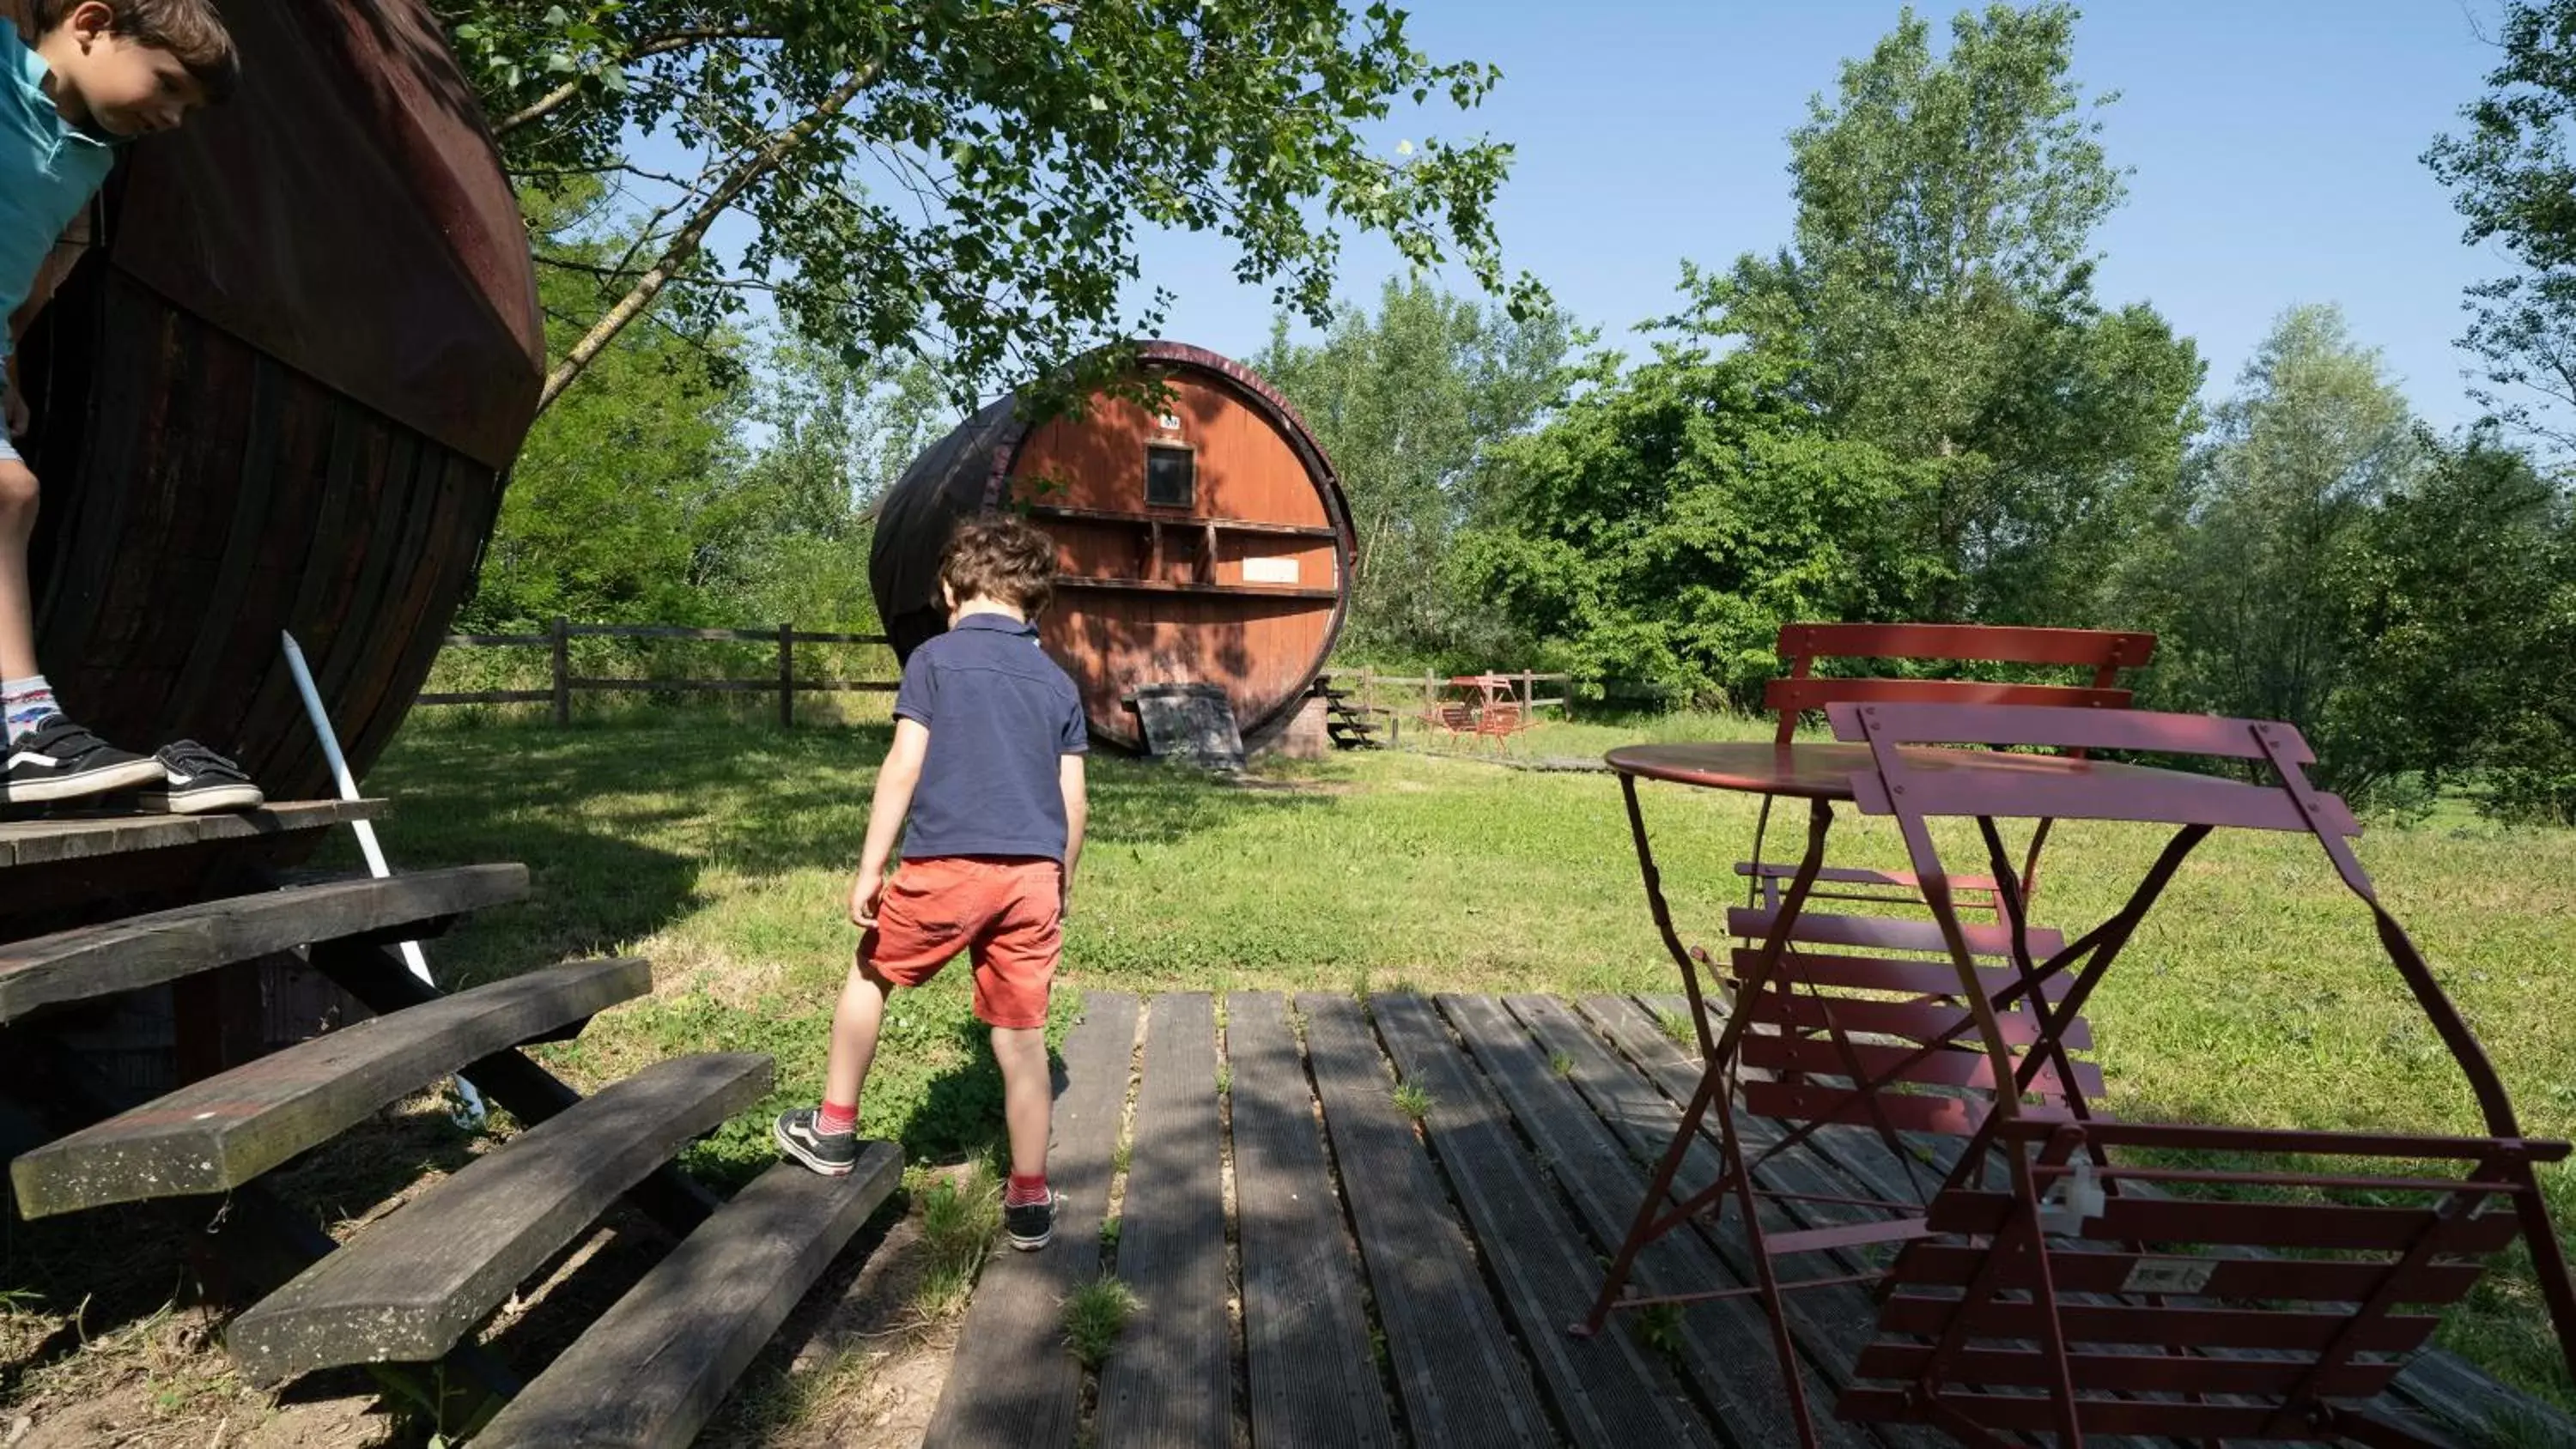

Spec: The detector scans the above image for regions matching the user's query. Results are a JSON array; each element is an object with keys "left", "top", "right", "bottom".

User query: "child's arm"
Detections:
[
  {"left": 1059, "top": 752, "right": 1087, "bottom": 918},
  {"left": 850, "top": 718, "right": 930, "bottom": 927}
]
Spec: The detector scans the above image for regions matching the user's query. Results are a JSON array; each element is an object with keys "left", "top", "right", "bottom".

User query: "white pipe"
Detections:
[{"left": 281, "top": 632, "right": 486, "bottom": 1125}]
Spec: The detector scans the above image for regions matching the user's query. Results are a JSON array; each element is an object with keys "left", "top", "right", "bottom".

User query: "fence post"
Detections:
[
  {"left": 550, "top": 616, "right": 570, "bottom": 727},
  {"left": 778, "top": 621, "right": 794, "bottom": 729}
]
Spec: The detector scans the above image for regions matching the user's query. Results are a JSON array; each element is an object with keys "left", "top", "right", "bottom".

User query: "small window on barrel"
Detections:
[{"left": 1145, "top": 442, "right": 1195, "bottom": 508}]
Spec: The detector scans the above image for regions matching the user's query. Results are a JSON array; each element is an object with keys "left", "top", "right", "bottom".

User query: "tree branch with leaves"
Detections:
[{"left": 435, "top": 0, "right": 1540, "bottom": 416}]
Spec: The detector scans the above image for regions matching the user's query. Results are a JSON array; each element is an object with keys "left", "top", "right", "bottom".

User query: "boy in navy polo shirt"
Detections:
[{"left": 776, "top": 516, "right": 1090, "bottom": 1250}]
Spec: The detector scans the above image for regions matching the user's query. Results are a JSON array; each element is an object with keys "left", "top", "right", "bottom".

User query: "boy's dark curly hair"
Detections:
[{"left": 939, "top": 514, "right": 1058, "bottom": 618}]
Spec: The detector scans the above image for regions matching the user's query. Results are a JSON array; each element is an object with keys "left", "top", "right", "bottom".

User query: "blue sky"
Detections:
[{"left": 1121, "top": 2, "right": 2514, "bottom": 431}]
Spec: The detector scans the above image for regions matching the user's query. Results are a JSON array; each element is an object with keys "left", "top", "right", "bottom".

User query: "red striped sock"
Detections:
[
  {"left": 1005, "top": 1172, "right": 1049, "bottom": 1206},
  {"left": 816, "top": 1101, "right": 857, "bottom": 1137}
]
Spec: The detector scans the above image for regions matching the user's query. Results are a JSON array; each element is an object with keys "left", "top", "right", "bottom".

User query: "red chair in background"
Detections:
[{"left": 1741, "top": 622, "right": 2157, "bottom": 918}]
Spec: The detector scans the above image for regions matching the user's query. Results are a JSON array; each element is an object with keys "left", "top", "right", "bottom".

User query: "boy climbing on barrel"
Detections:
[
  {"left": 776, "top": 516, "right": 1089, "bottom": 1252},
  {"left": 0, "top": 0, "right": 261, "bottom": 811}
]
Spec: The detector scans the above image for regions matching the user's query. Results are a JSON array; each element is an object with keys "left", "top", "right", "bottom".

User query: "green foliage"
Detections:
[
  {"left": 433, "top": 0, "right": 1542, "bottom": 412},
  {"left": 2114, "top": 305, "right": 2422, "bottom": 791},
  {"left": 2335, "top": 436, "right": 2576, "bottom": 818},
  {"left": 462, "top": 189, "right": 945, "bottom": 641},
  {"left": 914, "top": 1165, "right": 1003, "bottom": 1320},
  {"left": 2426, "top": 0, "right": 2576, "bottom": 452},
  {"left": 1684, "top": 1, "right": 2202, "bottom": 621},
  {"left": 1255, "top": 278, "right": 1584, "bottom": 667},
  {"left": 463, "top": 189, "right": 750, "bottom": 632},
  {"left": 1391, "top": 1081, "right": 1434, "bottom": 1121},
  {"left": 1061, "top": 1273, "right": 1143, "bottom": 1368},
  {"left": 1452, "top": 344, "right": 1935, "bottom": 705}
]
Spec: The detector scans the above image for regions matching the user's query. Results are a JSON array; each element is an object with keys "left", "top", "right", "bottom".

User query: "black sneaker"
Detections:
[
  {"left": 1005, "top": 1187, "right": 1061, "bottom": 1251},
  {"left": 136, "top": 740, "right": 265, "bottom": 814},
  {"left": 774, "top": 1107, "right": 858, "bottom": 1177},
  {"left": 3, "top": 714, "right": 165, "bottom": 804}
]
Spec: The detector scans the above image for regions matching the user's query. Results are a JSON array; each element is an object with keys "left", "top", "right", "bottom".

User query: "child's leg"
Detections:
[
  {"left": 0, "top": 457, "right": 44, "bottom": 682},
  {"left": 820, "top": 959, "right": 895, "bottom": 1122},
  {"left": 990, "top": 1025, "right": 1051, "bottom": 1181}
]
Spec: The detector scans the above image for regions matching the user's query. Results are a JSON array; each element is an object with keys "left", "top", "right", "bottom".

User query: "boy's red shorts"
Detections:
[{"left": 860, "top": 855, "right": 1063, "bottom": 1029}]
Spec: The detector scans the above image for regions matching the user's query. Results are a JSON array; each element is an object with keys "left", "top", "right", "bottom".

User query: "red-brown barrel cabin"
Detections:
[
  {"left": 13, "top": 0, "right": 543, "bottom": 803},
  {"left": 871, "top": 343, "right": 1355, "bottom": 755}
]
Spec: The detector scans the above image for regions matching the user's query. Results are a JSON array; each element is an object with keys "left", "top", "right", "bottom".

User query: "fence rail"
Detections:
[{"left": 416, "top": 617, "right": 896, "bottom": 726}]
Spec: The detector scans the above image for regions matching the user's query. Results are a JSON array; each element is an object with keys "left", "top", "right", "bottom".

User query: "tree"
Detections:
[
  {"left": 2425, "top": 0, "right": 2576, "bottom": 457},
  {"left": 461, "top": 190, "right": 752, "bottom": 631},
  {"left": 2120, "top": 305, "right": 2423, "bottom": 787},
  {"left": 2331, "top": 433, "right": 2576, "bottom": 813},
  {"left": 1452, "top": 343, "right": 1935, "bottom": 705},
  {"left": 1254, "top": 279, "right": 1581, "bottom": 664},
  {"left": 1686, "top": 3, "right": 2201, "bottom": 618},
  {"left": 701, "top": 339, "right": 951, "bottom": 629},
  {"left": 433, "top": 0, "right": 1542, "bottom": 415}
]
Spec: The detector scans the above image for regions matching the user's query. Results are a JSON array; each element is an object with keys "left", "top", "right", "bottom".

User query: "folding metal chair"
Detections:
[
  {"left": 1581, "top": 773, "right": 2116, "bottom": 1446},
  {"left": 1826, "top": 701, "right": 2576, "bottom": 1446},
  {"left": 1741, "top": 622, "right": 2157, "bottom": 919}
]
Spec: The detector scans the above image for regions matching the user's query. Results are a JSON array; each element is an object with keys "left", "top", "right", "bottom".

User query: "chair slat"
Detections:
[
  {"left": 1777, "top": 622, "right": 2156, "bottom": 670},
  {"left": 1728, "top": 946, "right": 2073, "bottom": 1002},
  {"left": 1839, "top": 1387, "right": 2351, "bottom": 1440},
  {"left": 1766, "top": 676, "right": 2130, "bottom": 715},
  {"left": 1728, "top": 906, "right": 2065, "bottom": 960},
  {"left": 1874, "top": 1295, "right": 2444, "bottom": 1354},
  {"left": 1740, "top": 1082, "right": 2073, "bottom": 1137},
  {"left": 1741, "top": 991, "right": 2094, "bottom": 1052},
  {"left": 1927, "top": 1191, "right": 2524, "bottom": 1257},
  {"left": 1741, "top": 1034, "right": 2103, "bottom": 1100},
  {"left": 1854, "top": 1344, "right": 2402, "bottom": 1399},
  {"left": 1892, "top": 1243, "right": 2487, "bottom": 1307}
]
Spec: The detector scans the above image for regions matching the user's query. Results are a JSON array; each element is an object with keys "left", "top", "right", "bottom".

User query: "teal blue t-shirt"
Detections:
[{"left": 0, "top": 25, "right": 115, "bottom": 364}]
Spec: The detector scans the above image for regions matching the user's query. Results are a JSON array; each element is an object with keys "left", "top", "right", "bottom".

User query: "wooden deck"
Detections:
[{"left": 927, "top": 991, "right": 2575, "bottom": 1449}]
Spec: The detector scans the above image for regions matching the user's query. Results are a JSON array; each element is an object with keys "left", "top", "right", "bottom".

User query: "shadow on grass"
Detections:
[{"left": 352, "top": 718, "right": 1334, "bottom": 976}]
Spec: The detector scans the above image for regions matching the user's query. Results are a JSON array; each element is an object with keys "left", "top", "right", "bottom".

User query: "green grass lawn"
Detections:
[{"left": 353, "top": 710, "right": 2576, "bottom": 1410}]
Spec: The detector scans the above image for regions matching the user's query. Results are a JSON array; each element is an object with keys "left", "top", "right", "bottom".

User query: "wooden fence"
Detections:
[{"left": 416, "top": 618, "right": 895, "bottom": 727}]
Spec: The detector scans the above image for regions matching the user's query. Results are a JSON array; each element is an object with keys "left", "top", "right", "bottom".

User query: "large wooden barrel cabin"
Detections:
[
  {"left": 15, "top": 0, "right": 544, "bottom": 803},
  {"left": 871, "top": 343, "right": 1355, "bottom": 753}
]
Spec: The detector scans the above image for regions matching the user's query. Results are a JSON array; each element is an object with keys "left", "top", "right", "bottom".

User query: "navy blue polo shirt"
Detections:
[{"left": 893, "top": 612, "right": 1088, "bottom": 862}]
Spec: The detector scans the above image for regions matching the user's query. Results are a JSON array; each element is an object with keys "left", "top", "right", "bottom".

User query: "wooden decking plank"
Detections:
[
  {"left": 1098, "top": 992, "right": 1231, "bottom": 1448},
  {"left": 0, "top": 865, "right": 528, "bottom": 1024},
  {"left": 9, "top": 956, "right": 651, "bottom": 1218},
  {"left": 1368, "top": 993, "right": 1716, "bottom": 1449},
  {"left": 1225, "top": 991, "right": 1397, "bottom": 1449},
  {"left": 922, "top": 992, "right": 1138, "bottom": 1449},
  {"left": 1295, "top": 993, "right": 1550, "bottom": 1448},
  {"left": 0, "top": 799, "right": 380, "bottom": 870},
  {"left": 226, "top": 1052, "right": 775, "bottom": 1383},
  {"left": 1560, "top": 995, "right": 1954, "bottom": 1449},
  {"left": 472, "top": 1143, "right": 902, "bottom": 1449},
  {"left": 1444, "top": 995, "right": 1875, "bottom": 1449}
]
